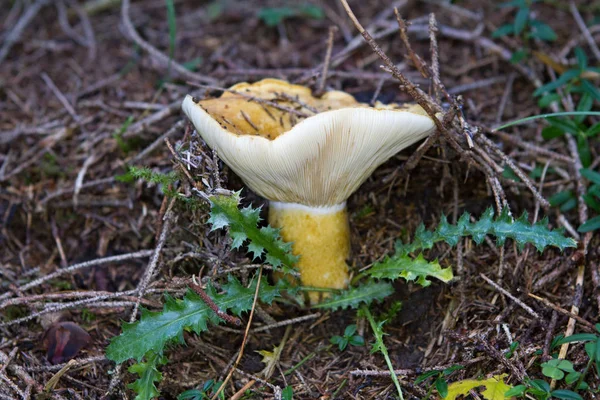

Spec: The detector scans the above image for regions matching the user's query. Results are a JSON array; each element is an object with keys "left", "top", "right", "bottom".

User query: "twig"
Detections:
[
  {"left": 130, "top": 201, "right": 175, "bottom": 320},
  {"left": 127, "top": 119, "right": 186, "bottom": 165},
  {"left": 187, "top": 83, "right": 311, "bottom": 118},
  {"left": 542, "top": 312, "right": 558, "bottom": 360},
  {"left": 41, "top": 72, "right": 81, "bottom": 123},
  {"left": 492, "top": 131, "right": 573, "bottom": 164},
  {"left": 73, "top": 153, "right": 97, "bottom": 207},
  {"left": 495, "top": 72, "right": 516, "bottom": 125},
  {"left": 120, "top": 0, "right": 215, "bottom": 84},
  {"left": 122, "top": 99, "right": 182, "bottom": 138},
  {"left": 217, "top": 312, "right": 321, "bottom": 334},
  {"left": 477, "top": 133, "right": 551, "bottom": 209},
  {"left": 569, "top": 1, "right": 600, "bottom": 61},
  {"left": 479, "top": 273, "right": 541, "bottom": 320},
  {"left": 0, "top": 0, "right": 48, "bottom": 63},
  {"left": 105, "top": 201, "right": 176, "bottom": 396},
  {"left": 0, "top": 250, "right": 154, "bottom": 301},
  {"left": 428, "top": 13, "right": 441, "bottom": 103},
  {"left": 315, "top": 26, "right": 337, "bottom": 96},
  {"left": 528, "top": 293, "right": 594, "bottom": 331}
]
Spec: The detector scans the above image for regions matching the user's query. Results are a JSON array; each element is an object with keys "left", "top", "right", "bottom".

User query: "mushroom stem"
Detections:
[{"left": 269, "top": 202, "right": 350, "bottom": 303}]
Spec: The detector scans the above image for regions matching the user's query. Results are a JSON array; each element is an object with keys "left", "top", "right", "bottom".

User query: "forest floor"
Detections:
[{"left": 1, "top": 0, "right": 600, "bottom": 399}]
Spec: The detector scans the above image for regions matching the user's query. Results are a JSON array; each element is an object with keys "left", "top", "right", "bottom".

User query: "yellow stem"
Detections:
[{"left": 269, "top": 202, "right": 350, "bottom": 303}]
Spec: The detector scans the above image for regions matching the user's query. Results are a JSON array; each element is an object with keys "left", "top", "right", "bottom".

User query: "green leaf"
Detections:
[
  {"left": 565, "top": 372, "right": 581, "bottom": 384},
  {"left": 542, "top": 366, "right": 564, "bottom": 380},
  {"left": 343, "top": 324, "right": 356, "bottom": 336},
  {"left": 330, "top": 335, "right": 348, "bottom": 351},
  {"left": 529, "top": 20, "right": 557, "bottom": 41},
  {"left": 127, "top": 352, "right": 165, "bottom": 400},
  {"left": 415, "top": 370, "right": 441, "bottom": 384},
  {"left": 281, "top": 385, "right": 294, "bottom": 400},
  {"left": 585, "top": 122, "right": 600, "bottom": 137},
  {"left": 575, "top": 94, "right": 593, "bottom": 124},
  {"left": 560, "top": 197, "right": 577, "bottom": 212},
  {"left": 533, "top": 69, "right": 581, "bottom": 96},
  {"left": 546, "top": 117, "right": 580, "bottom": 135},
  {"left": 555, "top": 333, "right": 599, "bottom": 345},
  {"left": 348, "top": 335, "right": 365, "bottom": 347},
  {"left": 583, "top": 193, "right": 600, "bottom": 212},
  {"left": 106, "top": 275, "right": 283, "bottom": 363},
  {"left": 531, "top": 379, "right": 551, "bottom": 393},
  {"left": 396, "top": 207, "right": 576, "bottom": 254},
  {"left": 368, "top": 253, "right": 453, "bottom": 287},
  {"left": 208, "top": 192, "right": 297, "bottom": 272},
  {"left": 578, "top": 215, "right": 600, "bottom": 233},
  {"left": 575, "top": 47, "right": 588, "bottom": 70},
  {"left": 504, "top": 384, "right": 526, "bottom": 397},
  {"left": 578, "top": 140, "right": 592, "bottom": 168},
  {"left": 542, "top": 126, "right": 565, "bottom": 140},
  {"left": 165, "top": 0, "right": 177, "bottom": 65},
  {"left": 514, "top": 7, "right": 529, "bottom": 35},
  {"left": 436, "top": 377, "right": 449, "bottom": 398},
  {"left": 510, "top": 48, "right": 527, "bottom": 63},
  {"left": 581, "top": 169, "right": 600, "bottom": 186},
  {"left": 581, "top": 79, "right": 600, "bottom": 102},
  {"left": 257, "top": 5, "right": 324, "bottom": 26},
  {"left": 549, "top": 191, "right": 573, "bottom": 207},
  {"left": 551, "top": 389, "right": 584, "bottom": 400},
  {"left": 313, "top": 281, "right": 394, "bottom": 311},
  {"left": 493, "top": 24, "right": 515, "bottom": 38},
  {"left": 538, "top": 93, "right": 562, "bottom": 108}
]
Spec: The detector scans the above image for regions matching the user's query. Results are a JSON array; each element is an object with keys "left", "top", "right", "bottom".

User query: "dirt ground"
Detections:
[{"left": 1, "top": 0, "right": 599, "bottom": 399}]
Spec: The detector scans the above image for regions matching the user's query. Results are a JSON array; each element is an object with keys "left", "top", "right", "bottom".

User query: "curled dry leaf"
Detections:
[{"left": 43, "top": 321, "right": 91, "bottom": 364}]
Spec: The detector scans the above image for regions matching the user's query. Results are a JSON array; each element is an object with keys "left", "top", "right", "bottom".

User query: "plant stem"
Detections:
[{"left": 361, "top": 305, "right": 404, "bottom": 400}]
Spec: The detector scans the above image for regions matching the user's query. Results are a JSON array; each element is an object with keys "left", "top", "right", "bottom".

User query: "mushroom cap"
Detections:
[{"left": 182, "top": 79, "right": 436, "bottom": 207}]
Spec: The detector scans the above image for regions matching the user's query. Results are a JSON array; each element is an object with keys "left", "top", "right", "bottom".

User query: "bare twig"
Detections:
[
  {"left": 0, "top": 0, "right": 48, "bottom": 63},
  {"left": 187, "top": 83, "right": 311, "bottom": 118},
  {"left": 120, "top": 0, "right": 215, "bottom": 83},
  {"left": 0, "top": 250, "right": 154, "bottom": 301},
  {"left": 569, "top": 1, "right": 600, "bottom": 61},
  {"left": 479, "top": 273, "right": 541, "bottom": 320},
  {"left": 315, "top": 26, "right": 337, "bottom": 96},
  {"left": 528, "top": 293, "right": 594, "bottom": 331}
]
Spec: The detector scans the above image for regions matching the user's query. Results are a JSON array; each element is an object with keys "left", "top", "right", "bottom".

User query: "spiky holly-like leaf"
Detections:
[
  {"left": 106, "top": 275, "right": 283, "bottom": 363},
  {"left": 208, "top": 192, "right": 298, "bottom": 272},
  {"left": 127, "top": 352, "right": 166, "bottom": 400},
  {"left": 313, "top": 281, "right": 394, "bottom": 311},
  {"left": 369, "top": 253, "right": 453, "bottom": 287},
  {"left": 397, "top": 207, "right": 576, "bottom": 255}
]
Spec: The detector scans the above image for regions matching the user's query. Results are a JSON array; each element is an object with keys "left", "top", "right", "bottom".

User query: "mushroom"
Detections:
[{"left": 182, "top": 79, "right": 436, "bottom": 303}]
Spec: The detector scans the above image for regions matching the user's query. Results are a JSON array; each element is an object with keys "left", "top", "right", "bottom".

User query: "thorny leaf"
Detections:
[
  {"left": 106, "top": 275, "right": 283, "bottom": 363},
  {"left": 127, "top": 352, "right": 166, "bottom": 400},
  {"left": 313, "top": 281, "right": 394, "bottom": 311},
  {"left": 397, "top": 207, "right": 576, "bottom": 255},
  {"left": 369, "top": 253, "right": 453, "bottom": 287},
  {"left": 208, "top": 192, "right": 298, "bottom": 272}
]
